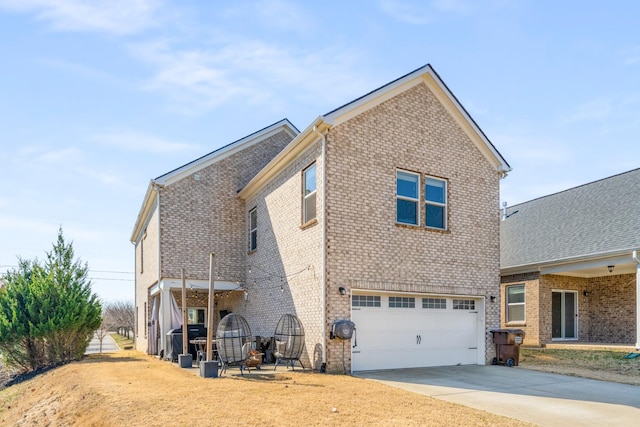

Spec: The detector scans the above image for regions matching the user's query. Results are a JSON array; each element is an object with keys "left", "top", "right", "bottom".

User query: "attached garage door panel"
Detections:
[{"left": 351, "top": 294, "right": 479, "bottom": 371}]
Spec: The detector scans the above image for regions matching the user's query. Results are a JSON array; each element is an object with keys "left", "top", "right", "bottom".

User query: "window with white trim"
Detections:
[
  {"left": 303, "top": 163, "right": 317, "bottom": 224},
  {"left": 506, "top": 285, "right": 525, "bottom": 322},
  {"left": 453, "top": 299, "right": 475, "bottom": 310},
  {"left": 425, "top": 176, "right": 447, "bottom": 229},
  {"left": 422, "top": 298, "right": 446, "bottom": 309},
  {"left": 248, "top": 207, "right": 257, "bottom": 251},
  {"left": 352, "top": 295, "right": 381, "bottom": 307},
  {"left": 396, "top": 170, "right": 419, "bottom": 225},
  {"left": 389, "top": 297, "right": 415, "bottom": 308}
]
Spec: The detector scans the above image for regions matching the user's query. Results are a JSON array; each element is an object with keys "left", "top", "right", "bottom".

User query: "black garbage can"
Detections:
[{"left": 490, "top": 329, "right": 525, "bottom": 367}]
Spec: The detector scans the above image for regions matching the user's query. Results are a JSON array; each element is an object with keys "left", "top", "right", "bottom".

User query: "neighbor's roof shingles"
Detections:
[{"left": 501, "top": 168, "right": 640, "bottom": 270}]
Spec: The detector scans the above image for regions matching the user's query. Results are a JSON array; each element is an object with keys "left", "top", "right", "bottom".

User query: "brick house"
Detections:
[
  {"left": 131, "top": 64, "right": 511, "bottom": 372},
  {"left": 500, "top": 168, "right": 640, "bottom": 349}
]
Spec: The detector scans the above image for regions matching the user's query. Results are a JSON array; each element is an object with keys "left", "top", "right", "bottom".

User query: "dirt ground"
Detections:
[
  {"left": 518, "top": 348, "right": 640, "bottom": 385},
  {"left": 0, "top": 350, "right": 534, "bottom": 427}
]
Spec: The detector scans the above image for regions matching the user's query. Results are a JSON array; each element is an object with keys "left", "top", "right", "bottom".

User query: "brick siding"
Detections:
[{"left": 324, "top": 82, "right": 502, "bottom": 369}]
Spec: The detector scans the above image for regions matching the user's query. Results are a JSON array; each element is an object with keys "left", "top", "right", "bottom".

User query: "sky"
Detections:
[{"left": 1, "top": 0, "right": 639, "bottom": 303}]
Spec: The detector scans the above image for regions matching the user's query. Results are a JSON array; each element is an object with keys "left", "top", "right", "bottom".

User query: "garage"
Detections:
[{"left": 351, "top": 292, "right": 484, "bottom": 371}]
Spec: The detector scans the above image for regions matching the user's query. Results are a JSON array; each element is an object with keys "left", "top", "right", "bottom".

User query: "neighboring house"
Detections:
[
  {"left": 500, "top": 168, "right": 640, "bottom": 349},
  {"left": 131, "top": 64, "right": 511, "bottom": 373}
]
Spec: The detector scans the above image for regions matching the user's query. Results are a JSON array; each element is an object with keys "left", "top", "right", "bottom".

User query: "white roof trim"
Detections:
[{"left": 156, "top": 119, "right": 298, "bottom": 186}]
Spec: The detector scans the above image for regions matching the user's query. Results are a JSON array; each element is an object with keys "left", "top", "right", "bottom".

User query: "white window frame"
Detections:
[
  {"left": 506, "top": 284, "right": 526, "bottom": 323},
  {"left": 425, "top": 175, "right": 447, "bottom": 230},
  {"left": 303, "top": 163, "right": 317, "bottom": 224},
  {"left": 248, "top": 207, "right": 257, "bottom": 252},
  {"left": 396, "top": 170, "right": 420, "bottom": 226}
]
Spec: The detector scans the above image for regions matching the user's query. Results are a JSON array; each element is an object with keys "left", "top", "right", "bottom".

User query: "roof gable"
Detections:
[
  {"left": 501, "top": 168, "right": 640, "bottom": 272},
  {"left": 239, "top": 64, "right": 510, "bottom": 200},
  {"left": 130, "top": 119, "right": 298, "bottom": 243},
  {"left": 323, "top": 64, "right": 510, "bottom": 175}
]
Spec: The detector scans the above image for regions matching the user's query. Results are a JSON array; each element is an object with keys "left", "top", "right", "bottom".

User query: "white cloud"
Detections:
[
  {"left": 130, "top": 38, "right": 372, "bottom": 115},
  {"left": 92, "top": 130, "right": 198, "bottom": 154},
  {"left": 34, "top": 146, "right": 84, "bottom": 165},
  {"left": 0, "top": 0, "right": 163, "bottom": 35}
]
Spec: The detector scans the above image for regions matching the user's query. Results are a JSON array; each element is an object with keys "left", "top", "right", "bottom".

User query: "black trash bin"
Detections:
[{"left": 490, "top": 329, "right": 525, "bottom": 367}]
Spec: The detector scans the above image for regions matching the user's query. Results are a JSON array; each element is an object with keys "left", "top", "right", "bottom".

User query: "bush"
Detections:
[{"left": 0, "top": 229, "right": 102, "bottom": 372}]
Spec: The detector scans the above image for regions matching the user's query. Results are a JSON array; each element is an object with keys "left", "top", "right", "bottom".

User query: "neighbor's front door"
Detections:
[{"left": 552, "top": 291, "right": 578, "bottom": 340}]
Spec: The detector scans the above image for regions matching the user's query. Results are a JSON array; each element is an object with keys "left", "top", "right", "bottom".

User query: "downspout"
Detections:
[
  {"left": 314, "top": 125, "right": 328, "bottom": 370},
  {"left": 633, "top": 250, "right": 640, "bottom": 350},
  {"left": 154, "top": 182, "right": 163, "bottom": 355}
]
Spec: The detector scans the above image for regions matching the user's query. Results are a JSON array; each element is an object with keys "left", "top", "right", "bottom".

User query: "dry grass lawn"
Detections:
[
  {"left": 519, "top": 347, "right": 640, "bottom": 385},
  {"left": 0, "top": 350, "right": 533, "bottom": 427}
]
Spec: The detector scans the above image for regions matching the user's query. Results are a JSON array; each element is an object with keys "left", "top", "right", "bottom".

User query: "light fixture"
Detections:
[
  {"left": 243, "top": 290, "right": 248, "bottom": 302},
  {"left": 583, "top": 290, "right": 590, "bottom": 297},
  {"left": 489, "top": 295, "right": 496, "bottom": 302},
  {"left": 608, "top": 265, "right": 615, "bottom": 273},
  {"left": 338, "top": 287, "right": 347, "bottom": 296}
]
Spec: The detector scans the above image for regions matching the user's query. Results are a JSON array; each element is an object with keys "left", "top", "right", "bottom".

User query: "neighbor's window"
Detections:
[
  {"left": 506, "top": 285, "right": 525, "bottom": 322},
  {"left": 425, "top": 176, "right": 447, "bottom": 229},
  {"left": 303, "top": 163, "right": 317, "bottom": 224},
  {"left": 248, "top": 207, "right": 257, "bottom": 251},
  {"left": 396, "top": 170, "right": 419, "bottom": 225}
]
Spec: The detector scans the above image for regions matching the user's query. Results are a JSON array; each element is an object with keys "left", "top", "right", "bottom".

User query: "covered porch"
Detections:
[{"left": 501, "top": 251, "right": 640, "bottom": 350}]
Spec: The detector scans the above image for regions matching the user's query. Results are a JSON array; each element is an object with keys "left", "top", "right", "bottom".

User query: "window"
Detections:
[
  {"left": 303, "top": 163, "right": 317, "bottom": 224},
  {"left": 422, "top": 298, "right": 446, "bottom": 309},
  {"left": 248, "top": 207, "right": 257, "bottom": 251},
  {"left": 187, "top": 308, "right": 206, "bottom": 324},
  {"left": 389, "top": 297, "right": 415, "bottom": 308},
  {"left": 425, "top": 176, "right": 447, "bottom": 229},
  {"left": 352, "top": 295, "right": 381, "bottom": 307},
  {"left": 453, "top": 299, "right": 475, "bottom": 310},
  {"left": 396, "top": 170, "right": 419, "bottom": 225},
  {"left": 506, "top": 285, "right": 525, "bottom": 322}
]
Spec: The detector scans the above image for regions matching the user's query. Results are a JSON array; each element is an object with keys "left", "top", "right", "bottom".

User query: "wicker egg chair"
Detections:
[
  {"left": 273, "top": 314, "right": 305, "bottom": 370},
  {"left": 216, "top": 313, "right": 252, "bottom": 375}
]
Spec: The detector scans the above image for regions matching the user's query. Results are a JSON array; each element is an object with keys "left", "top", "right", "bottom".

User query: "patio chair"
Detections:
[{"left": 273, "top": 314, "right": 305, "bottom": 370}]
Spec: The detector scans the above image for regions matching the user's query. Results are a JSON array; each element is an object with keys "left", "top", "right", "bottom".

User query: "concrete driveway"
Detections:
[{"left": 355, "top": 365, "right": 640, "bottom": 427}]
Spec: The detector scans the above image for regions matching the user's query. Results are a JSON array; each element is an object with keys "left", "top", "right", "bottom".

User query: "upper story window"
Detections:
[
  {"left": 248, "top": 207, "right": 257, "bottom": 252},
  {"left": 396, "top": 170, "right": 419, "bottom": 225},
  {"left": 425, "top": 176, "right": 447, "bottom": 230},
  {"left": 303, "top": 163, "right": 317, "bottom": 224},
  {"left": 506, "top": 285, "right": 525, "bottom": 322}
]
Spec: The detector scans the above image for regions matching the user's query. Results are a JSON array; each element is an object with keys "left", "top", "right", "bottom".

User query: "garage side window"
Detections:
[
  {"left": 396, "top": 170, "right": 419, "bottom": 225},
  {"left": 352, "top": 295, "right": 381, "bottom": 307},
  {"left": 506, "top": 285, "right": 525, "bottom": 322}
]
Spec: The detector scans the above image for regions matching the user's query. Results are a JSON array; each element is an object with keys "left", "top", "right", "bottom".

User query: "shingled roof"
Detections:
[{"left": 501, "top": 167, "right": 640, "bottom": 271}]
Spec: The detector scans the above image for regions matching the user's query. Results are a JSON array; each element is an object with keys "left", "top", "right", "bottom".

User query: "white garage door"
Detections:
[{"left": 351, "top": 293, "right": 481, "bottom": 371}]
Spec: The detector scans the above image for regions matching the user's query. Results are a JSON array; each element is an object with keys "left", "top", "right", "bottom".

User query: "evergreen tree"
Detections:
[{"left": 0, "top": 229, "right": 102, "bottom": 371}]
